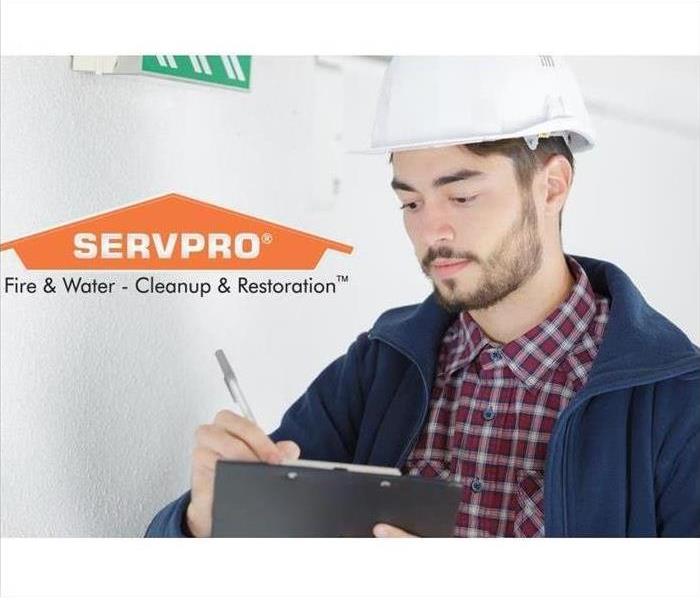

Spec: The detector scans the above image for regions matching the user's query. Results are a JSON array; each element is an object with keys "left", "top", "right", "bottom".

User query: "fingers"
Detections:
[
  {"left": 276, "top": 440, "right": 301, "bottom": 460},
  {"left": 191, "top": 446, "right": 222, "bottom": 475},
  {"left": 195, "top": 423, "right": 258, "bottom": 461},
  {"left": 212, "top": 409, "right": 283, "bottom": 463},
  {"left": 373, "top": 523, "right": 417, "bottom": 538}
]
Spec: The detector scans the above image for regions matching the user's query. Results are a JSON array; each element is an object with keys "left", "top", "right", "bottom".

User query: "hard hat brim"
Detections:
[{"left": 350, "top": 118, "right": 596, "bottom": 155}]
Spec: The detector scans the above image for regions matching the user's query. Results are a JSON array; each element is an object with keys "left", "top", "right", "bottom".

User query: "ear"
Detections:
[{"left": 541, "top": 154, "right": 573, "bottom": 219}]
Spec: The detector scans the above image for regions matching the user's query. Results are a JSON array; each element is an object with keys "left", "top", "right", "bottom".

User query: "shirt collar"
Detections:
[{"left": 439, "top": 256, "right": 599, "bottom": 389}]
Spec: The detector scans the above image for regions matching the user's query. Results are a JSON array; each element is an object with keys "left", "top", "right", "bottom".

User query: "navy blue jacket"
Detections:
[{"left": 146, "top": 256, "right": 700, "bottom": 537}]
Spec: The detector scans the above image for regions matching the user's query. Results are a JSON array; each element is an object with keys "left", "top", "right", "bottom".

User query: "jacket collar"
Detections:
[{"left": 369, "top": 255, "right": 700, "bottom": 396}]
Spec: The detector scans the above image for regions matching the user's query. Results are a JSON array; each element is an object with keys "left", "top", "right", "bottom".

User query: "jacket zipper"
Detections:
[
  {"left": 547, "top": 395, "right": 589, "bottom": 537},
  {"left": 559, "top": 417, "right": 572, "bottom": 536},
  {"left": 367, "top": 331, "right": 431, "bottom": 469}
]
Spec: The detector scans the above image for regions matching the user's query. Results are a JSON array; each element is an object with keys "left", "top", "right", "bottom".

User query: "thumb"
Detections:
[{"left": 275, "top": 440, "right": 301, "bottom": 460}]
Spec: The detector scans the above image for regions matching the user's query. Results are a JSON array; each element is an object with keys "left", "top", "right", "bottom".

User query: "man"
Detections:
[{"left": 146, "top": 56, "right": 700, "bottom": 538}]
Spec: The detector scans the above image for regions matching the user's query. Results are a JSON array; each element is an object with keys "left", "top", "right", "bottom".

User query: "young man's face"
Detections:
[{"left": 391, "top": 144, "right": 543, "bottom": 313}]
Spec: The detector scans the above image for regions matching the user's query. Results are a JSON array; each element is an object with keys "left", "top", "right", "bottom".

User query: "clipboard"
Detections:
[{"left": 211, "top": 460, "right": 462, "bottom": 537}]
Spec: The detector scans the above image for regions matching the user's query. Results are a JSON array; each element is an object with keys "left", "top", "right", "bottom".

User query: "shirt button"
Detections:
[
  {"left": 471, "top": 478, "right": 483, "bottom": 493},
  {"left": 483, "top": 406, "right": 496, "bottom": 421},
  {"left": 489, "top": 349, "right": 504, "bottom": 361}
]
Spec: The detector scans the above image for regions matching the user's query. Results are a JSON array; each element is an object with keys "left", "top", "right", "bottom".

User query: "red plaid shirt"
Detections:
[{"left": 403, "top": 256, "right": 610, "bottom": 537}]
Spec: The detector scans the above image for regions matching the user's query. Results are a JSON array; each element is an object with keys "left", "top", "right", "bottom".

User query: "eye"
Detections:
[
  {"left": 399, "top": 202, "right": 419, "bottom": 211},
  {"left": 451, "top": 196, "right": 477, "bottom": 204}
]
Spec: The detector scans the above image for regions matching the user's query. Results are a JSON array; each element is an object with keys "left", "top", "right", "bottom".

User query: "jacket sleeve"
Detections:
[
  {"left": 267, "top": 332, "right": 371, "bottom": 460},
  {"left": 655, "top": 370, "right": 700, "bottom": 537},
  {"left": 144, "top": 490, "right": 193, "bottom": 537},
  {"left": 656, "top": 431, "right": 700, "bottom": 536},
  {"left": 143, "top": 333, "right": 371, "bottom": 537}
]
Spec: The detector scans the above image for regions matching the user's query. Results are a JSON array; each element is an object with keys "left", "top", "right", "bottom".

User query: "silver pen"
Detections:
[
  {"left": 215, "top": 349, "right": 257, "bottom": 424},
  {"left": 214, "top": 349, "right": 399, "bottom": 474}
]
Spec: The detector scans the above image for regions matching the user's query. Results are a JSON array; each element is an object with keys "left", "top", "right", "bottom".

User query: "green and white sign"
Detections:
[{"left": 141, "top": 55, "right": 251, "bottom": 90}]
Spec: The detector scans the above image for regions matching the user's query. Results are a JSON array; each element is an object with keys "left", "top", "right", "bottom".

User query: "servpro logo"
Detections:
[
  {"left": 0, "top": 193, "right": 353, "bottom": 270},
  {"left": 72, "top": 232, "right": 263, "bottom": 260}
]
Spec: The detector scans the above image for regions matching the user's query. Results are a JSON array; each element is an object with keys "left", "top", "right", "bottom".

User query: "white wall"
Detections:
[{"left": 1, "top": 56, "right": 698, "bottom": 536}]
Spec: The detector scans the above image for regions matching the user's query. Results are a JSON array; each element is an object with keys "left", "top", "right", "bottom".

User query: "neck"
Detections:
[{"left": 468, "top": 252, "right": 574, "bottom": 344}]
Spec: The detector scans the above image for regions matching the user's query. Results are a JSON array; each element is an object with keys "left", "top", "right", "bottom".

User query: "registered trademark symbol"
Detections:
[{"left": 261, "top": 233, "right": 273, "bottom": 244}]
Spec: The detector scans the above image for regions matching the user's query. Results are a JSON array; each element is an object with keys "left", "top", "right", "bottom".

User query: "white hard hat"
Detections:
[{"left": 368, "top": 56, "right": 595, "bottom": 154}]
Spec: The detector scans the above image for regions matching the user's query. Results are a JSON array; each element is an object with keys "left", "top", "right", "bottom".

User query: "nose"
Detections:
[{"left": 421, "top": 202, "right": 456, "bottom": 246}]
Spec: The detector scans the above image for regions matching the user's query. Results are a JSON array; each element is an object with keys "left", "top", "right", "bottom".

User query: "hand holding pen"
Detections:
[{"left": 184, "top": 349, "right": 301, "bottom": 537}]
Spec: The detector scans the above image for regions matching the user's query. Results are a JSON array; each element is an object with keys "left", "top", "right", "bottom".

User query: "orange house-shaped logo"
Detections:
[{"left": 0, "top": 193, "right": 353, "bottom": 270}]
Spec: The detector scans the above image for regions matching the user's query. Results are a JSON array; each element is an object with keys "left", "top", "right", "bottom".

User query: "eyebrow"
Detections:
[{"left": 390, "top": 168, "right": 485, "bottom": 192}]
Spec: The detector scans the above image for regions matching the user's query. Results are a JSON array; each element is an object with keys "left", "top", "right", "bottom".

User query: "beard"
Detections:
[{"left": 421, "top": 191, "right": 543, "bottom": 313}]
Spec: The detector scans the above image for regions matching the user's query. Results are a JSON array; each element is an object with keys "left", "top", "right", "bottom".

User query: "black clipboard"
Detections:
[{"left": 211, "top": 460, "right": 462, "bottom": 537}]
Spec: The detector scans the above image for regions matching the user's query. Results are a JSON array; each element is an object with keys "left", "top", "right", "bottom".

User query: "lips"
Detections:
[{"left": 431, "top": 259, "right": 471, "bottom": 279}]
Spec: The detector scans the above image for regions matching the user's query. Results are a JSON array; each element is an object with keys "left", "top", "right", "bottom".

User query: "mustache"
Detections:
[{"left": 421, "top": 246, "right": 478, "bottom": 271}]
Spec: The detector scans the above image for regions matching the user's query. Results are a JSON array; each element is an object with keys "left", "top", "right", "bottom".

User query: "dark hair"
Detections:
[
  {"left": 466, "top": 136, "right": 574, "bottom": 188},
  {"left": 389, "top": 136, "right": 574, "bottom": 232},
  {"left": 470, "top": 137, "right": 573, "bottom": 233}
]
